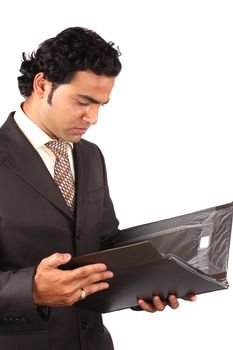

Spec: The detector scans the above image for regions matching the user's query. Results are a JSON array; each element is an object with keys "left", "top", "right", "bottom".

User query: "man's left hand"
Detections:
[{"left": 137, "top": 294, "right": 197, "bottom": 313}]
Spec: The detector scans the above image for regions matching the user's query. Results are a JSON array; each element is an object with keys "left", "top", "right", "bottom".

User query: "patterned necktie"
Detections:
[{"left": 46, "top": 139, "right": 75, "bottom": 212}]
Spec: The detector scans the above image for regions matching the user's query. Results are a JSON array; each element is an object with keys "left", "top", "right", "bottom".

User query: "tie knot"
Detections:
[{"left": 46, "top": 139, "right": 68, "bottom": 159}]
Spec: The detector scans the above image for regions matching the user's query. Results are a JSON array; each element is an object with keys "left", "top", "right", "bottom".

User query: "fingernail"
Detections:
[
  {"left": 103, "top": 283, "right": 109, "bottom": 289},
  {"left": 100, "top": 264, "right": 107, "bottom": 270},
  {"left": 64, "top": 254, "right": 71, "bottom": 261},
  {"left": 106, "top": 272, "right": 114, "bottom": 278}
]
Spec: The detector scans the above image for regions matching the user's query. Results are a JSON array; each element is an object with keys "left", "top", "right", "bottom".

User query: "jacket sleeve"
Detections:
[
  {"left": 97, "top": 147, "right": 120, "bottom": 251},
  {"left": 96, "top": 147, "right": 143, "bottom": 312},
  {"left": 0, "top": 266, "right": 45, "bottom": 324}
]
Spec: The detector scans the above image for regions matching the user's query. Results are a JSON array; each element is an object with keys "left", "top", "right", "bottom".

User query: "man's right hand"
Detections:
[{"left": 32, "top": 252, "right": 113, "bottom": 307}]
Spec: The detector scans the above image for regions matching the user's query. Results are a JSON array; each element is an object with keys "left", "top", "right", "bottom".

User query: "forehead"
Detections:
[{"left": 68, "top": 71, "right": 115, "bottom": 99}]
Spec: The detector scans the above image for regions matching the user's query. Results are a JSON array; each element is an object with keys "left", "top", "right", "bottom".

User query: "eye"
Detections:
[{"left": 78, "top": 101, "right": 89, "bottom": 107}]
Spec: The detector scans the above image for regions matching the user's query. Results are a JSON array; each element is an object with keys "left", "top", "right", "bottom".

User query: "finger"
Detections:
[
  {"left": 168, "top": 294, "right": 179, "bottom": 309},
  {"left": 69, "top": 263, "right": 110, "bottom": 279},
  {"left": 152, "top": 296, "right": 167, "bottom": 311},
  {"left": 40, "top": 252, "right": 72, "bottom": 269},
  {"left": 79, "top": 281, "right": 110, "bottom": 299},
  {"left": 65, "top": 267, "right": 113, "bottom": 298},
  {"left": 183, "top": 293, "right": 197, "bottom": 302},
  {"left": 66, "top": 281, "right": 110, "bottom": 305},
  {"left": 81, "top": 269, "right": 114, "bottom": 286},
  {"left": 137, "top": 299, "right": 157, "bottom": 313}
]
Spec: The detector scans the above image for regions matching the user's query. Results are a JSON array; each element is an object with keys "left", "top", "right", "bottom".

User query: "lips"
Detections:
[{"left": 74, "top": 128, "right": 87, "bottom": 136}]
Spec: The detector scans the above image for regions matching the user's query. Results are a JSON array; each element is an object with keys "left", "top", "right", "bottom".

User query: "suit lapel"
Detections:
[{"left": 0, "top": 113, "right": 74, "bottom": 221}]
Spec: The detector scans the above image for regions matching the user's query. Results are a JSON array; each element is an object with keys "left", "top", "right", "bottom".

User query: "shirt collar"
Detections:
[{"left": 14, "top": 104, "right": 73, "bottom": 150}]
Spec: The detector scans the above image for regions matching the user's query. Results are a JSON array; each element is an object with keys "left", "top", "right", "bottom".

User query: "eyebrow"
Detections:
[{"left": 77, "top": 94, "right": 110, "bottom": 105}]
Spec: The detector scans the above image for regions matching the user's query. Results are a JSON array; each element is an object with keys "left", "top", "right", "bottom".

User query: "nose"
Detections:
[{"left": 82, "top": 106, "right": 99, "bottom": 125}]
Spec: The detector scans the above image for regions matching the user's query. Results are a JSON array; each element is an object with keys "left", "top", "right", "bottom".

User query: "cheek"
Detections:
[
  {"left": 51, "top": 106, "right": 74, "bottom": 124},
  {"left": 48, "top": 99, "right": 85, "bottom": 126},
  {"left": 61, "top": 103, "right": 84, "bottom": 118}
]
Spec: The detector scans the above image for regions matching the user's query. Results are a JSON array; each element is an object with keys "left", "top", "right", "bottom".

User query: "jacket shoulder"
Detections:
[{"left": 76, "top": 138, "right": 103, "bottom": 158}]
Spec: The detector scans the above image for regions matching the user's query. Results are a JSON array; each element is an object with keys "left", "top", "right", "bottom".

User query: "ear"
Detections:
[{"left": 33, "top": 72, "right": 50, "bottom": 98}]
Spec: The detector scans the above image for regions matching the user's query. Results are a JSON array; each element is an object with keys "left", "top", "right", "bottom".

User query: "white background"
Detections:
[{"left": 1, "top": 0, "right": 233, "bottom": 348}]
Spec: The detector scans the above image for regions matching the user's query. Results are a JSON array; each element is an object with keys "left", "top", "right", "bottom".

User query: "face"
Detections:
[{"left": 26, "top": 71, "right": 115, "bottom": 142}]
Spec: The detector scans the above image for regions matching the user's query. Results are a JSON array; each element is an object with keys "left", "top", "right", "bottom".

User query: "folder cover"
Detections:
[{"left": 61, "top": 203, "right": 233, "bottom": 313}]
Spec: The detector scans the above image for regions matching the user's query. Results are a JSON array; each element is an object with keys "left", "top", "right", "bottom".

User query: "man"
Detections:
[{"left": 0, "top": 27, "right": 196, "bottom": 350}]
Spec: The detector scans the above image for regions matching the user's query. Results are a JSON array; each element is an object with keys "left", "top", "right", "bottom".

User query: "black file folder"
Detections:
[{"left": 62, "top": 202, "right": 233, "bottom": 313}]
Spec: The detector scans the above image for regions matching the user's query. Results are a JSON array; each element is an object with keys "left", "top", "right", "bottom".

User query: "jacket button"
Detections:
[
  {"left": 81, "top": 321, "right": 89, "bottom": 330},
  {"left": 20, "top": 316, "right": 29, "bottom": 324},
  {"left": 76, "top": 231, "right": 83, "bottom": 240}
]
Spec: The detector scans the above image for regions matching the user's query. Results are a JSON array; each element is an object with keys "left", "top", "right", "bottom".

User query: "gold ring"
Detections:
[{"left": 80, "top": 288, "right": 86, "bottom": 300}]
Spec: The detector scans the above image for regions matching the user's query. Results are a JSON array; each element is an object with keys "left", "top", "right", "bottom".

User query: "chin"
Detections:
[
  {"left": 57, "top": 132, "right": 80, "bottom": 142},
  {"left": 66, "top": 135, "right": 82, "bottom": 143}
]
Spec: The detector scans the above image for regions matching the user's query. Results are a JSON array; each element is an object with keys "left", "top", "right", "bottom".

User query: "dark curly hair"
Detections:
[{"left": 17, "top": 27, "right": 122, "bottom": 97}]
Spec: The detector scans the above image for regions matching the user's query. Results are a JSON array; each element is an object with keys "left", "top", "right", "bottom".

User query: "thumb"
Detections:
[{"left": 41, "top": 252, "right": 72, "bottom": 269}]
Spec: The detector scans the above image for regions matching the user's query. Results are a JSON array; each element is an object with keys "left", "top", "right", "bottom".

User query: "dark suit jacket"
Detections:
[{"left": 0, "top": 113, "right": 119, "bottom": 350}]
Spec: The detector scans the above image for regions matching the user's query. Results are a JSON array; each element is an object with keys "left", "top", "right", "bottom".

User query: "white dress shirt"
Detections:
[{"left": 14, "top": 105, "right": 75, "bottom": 179}]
